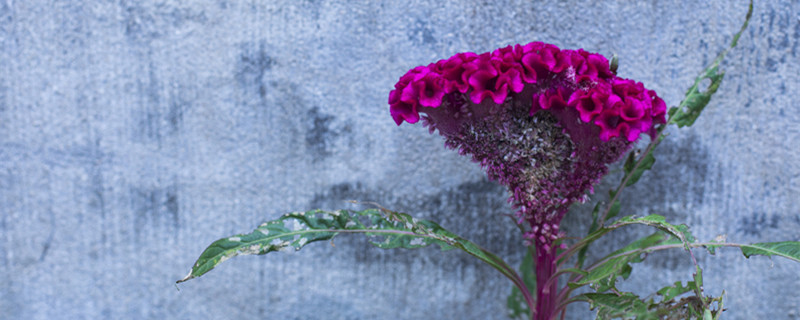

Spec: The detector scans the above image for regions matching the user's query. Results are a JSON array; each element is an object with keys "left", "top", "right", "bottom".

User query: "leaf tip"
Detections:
[{"left": 176, "top": 271, "right": 195, "bottom": 284}]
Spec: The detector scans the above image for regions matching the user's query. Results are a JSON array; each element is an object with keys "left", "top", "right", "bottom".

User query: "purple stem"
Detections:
[{"left": 534, "top": 244, "right": 558, "bottom": 320}]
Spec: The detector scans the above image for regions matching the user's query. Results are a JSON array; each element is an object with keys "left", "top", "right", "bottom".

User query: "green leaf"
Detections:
[
  {"left": 589, "top": 201, "right": 603, "bottom": 234},
  {"left": 177, "top": 208, "right": 522, "bottom": 289},
  {"left": 738, "top": 241, "right": 800, "bottom": 263},
  {"left": 692, "top": 266, "right": 705, "bottom": 304},
  {"left": 668, "top": 106, "right": 678, "bottom": 118},
  {"left": 624, "top": 152, "right": 656, "bottom": 187},
  {"left": 570, "top": 232, "right": 680, "bottom": 290},
  {"left": 576, "top": 292, "right": 657, "bottom": 320},
  {"left": 613, "top": 215, "right": 697, "bottom": 245},
  {"left": 649, "top": 277, "right": 715, "bottom": 318},
  {"left": 507, "top": 247, "right": 535, "bottom": 319},
  {"left": 606, "top": 200, "right": 622, "bottom": 221},
  {"left": 576, "top": 287, "right": 722, "bottom": 319},
  {"left": 559, "top": 214, "right": 696, "bottom": 268},
  {"left": 575, "top": 283, "right": 722, "bottom": 319},
  {"left": 656, "top": 280, "right": 696, "bottom": 302},
  {"left": 671, "top": 0, "right": 752, "bottom": 128},
  {"left": 566, "top": 215, "right": 700, "bottom": 294},
  {"left": 592, "top": 263, "right": 633, "bottom": 293},
  {"left": 708, "top": 294, "right": 725, "bottom": 320},
  {"left": 701, "top": 241, "right": 800, "bottom": 263},
  {"left": 623, "top": 152, "right": 637, "bottom": 176}
]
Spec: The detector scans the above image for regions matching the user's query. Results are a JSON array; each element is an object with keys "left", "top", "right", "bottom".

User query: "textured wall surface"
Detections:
[{"left": 1, "top": 1, "right": 799, "bottom": 319}]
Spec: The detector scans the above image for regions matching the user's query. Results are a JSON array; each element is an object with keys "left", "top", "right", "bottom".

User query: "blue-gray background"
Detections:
[{"left": 1, "top": 1, "right": 799, "bottom": 319}]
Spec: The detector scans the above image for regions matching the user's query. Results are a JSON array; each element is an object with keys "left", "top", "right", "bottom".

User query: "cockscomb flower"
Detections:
[{"left": 389, "top": 42, "right": 667, "bottom": 249}]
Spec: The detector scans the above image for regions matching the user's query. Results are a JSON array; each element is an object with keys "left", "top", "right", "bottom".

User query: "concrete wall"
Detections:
[{"left": 2, "top": 1, "right": 798, "bottom": 319}]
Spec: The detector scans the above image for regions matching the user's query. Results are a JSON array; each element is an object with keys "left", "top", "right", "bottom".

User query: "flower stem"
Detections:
[{"left": 533, "top": 244, "right": 558, "bottom": 320}]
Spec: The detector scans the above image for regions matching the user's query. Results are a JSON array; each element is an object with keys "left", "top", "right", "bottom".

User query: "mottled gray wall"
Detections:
[{"left": 1, "top": 1, "right": 798, "bottom": 319}]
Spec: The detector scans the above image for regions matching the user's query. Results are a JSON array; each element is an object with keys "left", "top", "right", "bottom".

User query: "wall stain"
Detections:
[
  {"left": 123, "top": 2, "right": 162, "bottom": 42},
  {"left": 0, "top": 169, "right": 9, "bottom": 269},
  {"left": 792, "top": 19, "right": 799, "bottom": 57},
  {"left": 121, "top": 2, "right": 208, "bottom": 44},
  {"left": 408, "top": 18, "right": 435, "bottom": 45},
  {"left": 0, "top": 1, "right": 10, "bottom": 26},
  {"left": 305, "top": 107, "right": 338, "bottom": 161},
  {"left": 309, "top": 182, "right": 376, "bottom": 210},
  {"left": 738, "top": 212, "right": 780, "bottom": 237},
  {"left": 647, "top": 247, "right": 694, "bottom": 271},
  {"left": 38, "top": 217, "right": 54, "bottom": 262},
  {"left": 165, "top": 187, "right": 179, "bottom": 224},
  {"left": 131, "top": 183, "right": 180, "bottom": 240},
  {"left": 628, "top": 134, "right": 709, "bottom": 211},
  {"left": 167, "top": 100, "right": 183, "bottom": 134},
  {"left": 121, "top": 3, "right": 201, "bottom": 145},
  {"left": 763, "top": 7, "right": 795, "bottom": 64},
  {"left": 166, "top": 83, "right": 194, "bottom": 135},
  {"left": 131, "top": 54, "right": 193, "bottom": 144},
  {"left": 233, "top": 42, "right": 308, "bottom": 150},
  {"left": 130, "top": 56, "right": 164, "bottom": 145},
  {"left": 26, "top": 169, "right": 54, "bottom": 265},
  {"left": 0, "top": 81, "right": 6, "bottom": 114},
  {"left": 86, "top": 140, "right": 107, "bottom": 220},
  {"left": 145, "top": 61, "right": 161, "bottom": 141},
  {"left": 417, "top": 179, "right": 512, "bottom": 257},
  {"left": 39, "top": 171, "right": 56, "bottom": 264},
  {"left": 235, "top": 41, "right": 275, "bottom": 101}
]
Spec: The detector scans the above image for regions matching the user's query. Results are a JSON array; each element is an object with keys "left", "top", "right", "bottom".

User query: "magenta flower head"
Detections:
[{"left": 389, "top": 42, "right": 667, "bottom": 250}]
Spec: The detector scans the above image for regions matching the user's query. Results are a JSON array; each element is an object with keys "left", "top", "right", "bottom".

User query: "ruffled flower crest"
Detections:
[{"left": 389, "top": 42, "right": 666, "bottom": 247}]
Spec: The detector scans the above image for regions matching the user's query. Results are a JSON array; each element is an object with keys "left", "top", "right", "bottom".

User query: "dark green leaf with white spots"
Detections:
[{"left": 178, "top": 208, "right": 521, "bottom": 289}]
